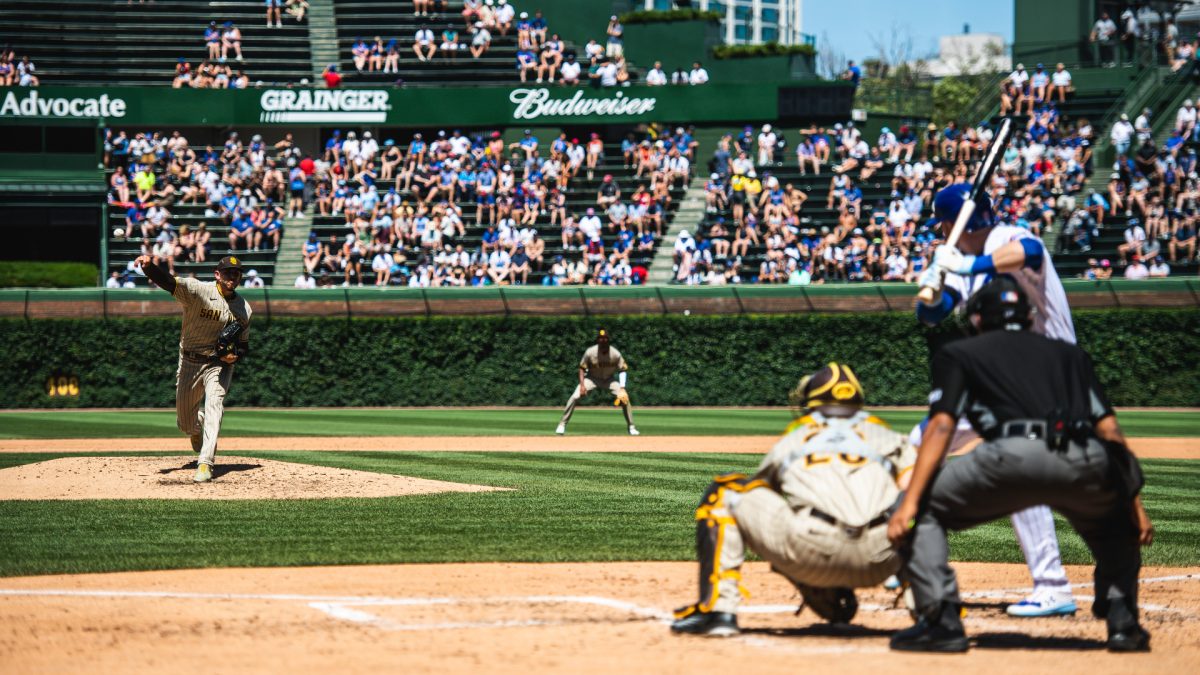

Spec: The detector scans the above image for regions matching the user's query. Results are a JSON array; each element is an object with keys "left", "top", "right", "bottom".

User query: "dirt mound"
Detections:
[{"left": 0, "top": 455, "right": 510, "bottom": 501}]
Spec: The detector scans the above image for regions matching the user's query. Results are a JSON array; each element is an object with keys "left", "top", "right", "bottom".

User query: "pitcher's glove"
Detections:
[
  {"left": 613, "top": 389, "right": 630, "bottom": 407},
  {"left": 214, "top": 319, "right": 244, "bottom": 363}
]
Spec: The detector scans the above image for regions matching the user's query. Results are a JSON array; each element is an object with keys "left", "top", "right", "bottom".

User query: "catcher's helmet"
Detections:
[
  {"left": 790, "top": 363, "right": 865, "bottom": 417},
  {"left": 965, "top": 276, "right": 1032, "bottom": 333},
  {"left": 933, "top": 184, "right": 994, "bottom": 233}
]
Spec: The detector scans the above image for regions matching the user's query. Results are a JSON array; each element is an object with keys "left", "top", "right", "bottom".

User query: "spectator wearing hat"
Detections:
[
  {"left": 495, "top": 0, "right": 515, "bottom": 34},
  {"left": 1119, "top": 9, "right": 1139, "bottom": 65},
  {"left": 470, "top": 21, "right": 492, "bottom": 58},
  {"left": 1148, "top": 256, "right": 1170, "bottom": 277},
  {"left": 323, "top": 63, "right": 342, "bottom": 88},
  {"left": 221, "top": 21, "right": 243, "bottom": 62},
  {"left": 1170, "top": 216, "right": 1196, "bottom": 262},
  {"left": 1091, "top": 11, "right": 1117, "bottom": 67},
  {"left": 538, "top": 34, "right": 563, "bottom": 82},
  {"left": 1047, "top": 63, "right": 1072, "bottom": 102},
  {"left": 204, "top": 21, "right": 222, "bottom": 60},
  {"left": 413, "top": 24, "right": 437, "bottom": 61},
  {"left": 1118, "top": 218, "right": 1147, "bottom": 265},
  {"left": 841, "top": 60, "right": 862, "bottom": 86},
  {"left": 1176, "top": 99, "right": 1197, "bottom": 142},
  {"left": 559, "top": 53, "right": 581, "bottom": 85},
  {"left": 1110, "top": 113, "right": 1134, "bottom": 157},
  {"left": 606, "top": 15, "right": 624, "bottom": 59},
  {"left": 1124, "top": 255, "right": 1149, "bottom": 279}
]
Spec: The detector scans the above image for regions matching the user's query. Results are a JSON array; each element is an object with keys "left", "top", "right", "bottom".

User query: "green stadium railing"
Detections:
[{"left": 0, "top": 280, "right": 1197, "bottom": 320}]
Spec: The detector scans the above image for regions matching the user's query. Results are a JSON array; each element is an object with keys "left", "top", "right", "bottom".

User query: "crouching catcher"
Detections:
[{"left": 672, "top": 363, "right": 915, "bottom": 636}]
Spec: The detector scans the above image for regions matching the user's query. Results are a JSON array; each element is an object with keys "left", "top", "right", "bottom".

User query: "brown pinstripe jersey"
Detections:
[{"left": 172, "top": 277, "right": 253, "bottom": 354}]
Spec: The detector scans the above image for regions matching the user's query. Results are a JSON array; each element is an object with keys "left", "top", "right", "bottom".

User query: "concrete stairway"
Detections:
[
  {"left": 646, "top": 176, "right": 706, "bottom": 285},
  {"left": 272, "top": 212, "right": 313, "bottom": 287},
  {"left": 307, "top": 0, "right": 341, "bottom": 79}
]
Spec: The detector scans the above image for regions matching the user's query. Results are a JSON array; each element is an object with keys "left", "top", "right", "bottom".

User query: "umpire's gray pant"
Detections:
[{"left": 905, "top": 437, "right": 1139, "bottom": 621}]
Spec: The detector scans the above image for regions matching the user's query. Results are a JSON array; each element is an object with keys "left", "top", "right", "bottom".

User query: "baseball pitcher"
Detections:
[
  {"left": 137, "top": 254, "right": 252, "bottom": 483},
  {"left": 915, "top": 183, "right": 1076, "bottom": 617},
  {"left": 556, "top": 328, "right": 638, "bottom": 436},
  {"left": 672, "top": 363, "right": 915, "bottom": 636}
]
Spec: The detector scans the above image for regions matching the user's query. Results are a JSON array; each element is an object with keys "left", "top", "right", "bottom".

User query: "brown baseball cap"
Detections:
[{"left": 215, "top": 256, "right": 245, "bottom": 273}]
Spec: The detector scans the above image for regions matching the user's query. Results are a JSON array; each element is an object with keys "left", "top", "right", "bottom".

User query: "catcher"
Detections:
[
  {"left": 671, "top": 363, "right": 914, "bottom": 636},
  {"left": 556, "top": 328, "right": 638, "bottom": 436},
  {"left": 136, "top": 254, "right": 252, "bottom": 483}
]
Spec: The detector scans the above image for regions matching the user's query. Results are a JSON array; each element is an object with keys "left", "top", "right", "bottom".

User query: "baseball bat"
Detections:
[{"left": 916, "top": 117, "right": 1015, "bottom": 306}]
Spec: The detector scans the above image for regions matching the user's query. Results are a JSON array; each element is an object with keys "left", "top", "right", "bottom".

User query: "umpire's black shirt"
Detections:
[{"left": 928, "top": 331, "right": 1114, "bottom": 439}]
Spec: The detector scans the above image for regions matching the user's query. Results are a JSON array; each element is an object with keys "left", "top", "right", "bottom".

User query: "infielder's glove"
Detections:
[
  {"left": 613, "top": 389, "right": 630, "bottom": 407},
  {"left": 214, "top": 319, "right": 244, "bottom": 362}
]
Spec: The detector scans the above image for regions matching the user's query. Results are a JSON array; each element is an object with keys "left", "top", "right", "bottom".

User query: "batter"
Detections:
[
  {"left": 671, "top": 363, "right": 914, "bottom": 636},
  {"left": 137, "top": 254, "right": 252, "bottom": 483},
  {"left": 915, "top": 183, "right": 1075, "bottom": 617},
  {"left": 556, "top": 328, "right": 637, "bottom": 436}
]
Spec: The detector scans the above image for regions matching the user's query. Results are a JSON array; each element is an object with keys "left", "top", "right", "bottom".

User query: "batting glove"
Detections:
[
  {"left": 932, "top": 245, "right": 974, "bottom": 275},
  {"left": 916, "top": 265, "right": 942, "bottom": 294}
]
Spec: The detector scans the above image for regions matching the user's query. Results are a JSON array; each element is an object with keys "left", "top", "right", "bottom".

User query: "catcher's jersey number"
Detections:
[
  {"left": 46, "top": 375, "right": 80, "bottom": 397},
  {"left": 802, "top": 453, "right": 868, "bottom": 468}
]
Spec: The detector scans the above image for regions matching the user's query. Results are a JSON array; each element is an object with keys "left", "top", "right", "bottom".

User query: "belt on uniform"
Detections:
[
  {"left": 997, "top": 419, "right": 1048, "bottom": 440},
  {"left": 181, "top": 350, "right": 216, "bottom": 362},
  {"left": 809, "top": 507, "right": 888, "bottom": 539}
]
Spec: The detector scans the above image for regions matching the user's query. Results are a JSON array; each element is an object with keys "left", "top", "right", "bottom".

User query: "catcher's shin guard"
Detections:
[{"left": 675, "top": 473, "right": 766, "bottom": 619}]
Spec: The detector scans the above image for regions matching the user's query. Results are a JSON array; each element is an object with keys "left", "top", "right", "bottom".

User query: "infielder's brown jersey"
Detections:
[
  {"left": 755, "top": 411, "right": 915, "bottom": 526},
  {"left": 579, "top": 345, "right": 627, "bottom": 381},
  {"left": 172, "top": 277, "right": 253, "bottom": 354}
]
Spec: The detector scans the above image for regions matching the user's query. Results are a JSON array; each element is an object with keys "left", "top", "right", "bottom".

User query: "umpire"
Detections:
[{"left": 887, "top": 277, "right": 1154, "bottom": 653}]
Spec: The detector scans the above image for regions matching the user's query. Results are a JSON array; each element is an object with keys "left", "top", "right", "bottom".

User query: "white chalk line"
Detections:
[{"left": 0, "top": 573, "right": 1194, "bottom": 644}]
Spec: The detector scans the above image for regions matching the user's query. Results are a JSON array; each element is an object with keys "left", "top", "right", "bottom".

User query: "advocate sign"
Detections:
[{"left": 0, "top": 90, "right": 126, "bottom": 118}]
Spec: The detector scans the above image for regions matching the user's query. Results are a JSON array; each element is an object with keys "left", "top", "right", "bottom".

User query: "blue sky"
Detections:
[{"left": 804, "top": 0, "right": 1015, "bottom": 65}]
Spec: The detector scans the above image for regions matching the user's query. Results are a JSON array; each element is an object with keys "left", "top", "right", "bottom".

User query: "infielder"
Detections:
[
  {"left": 672, "top": 363, "right": 915, "bottom": 636},
  {"left": 137, "top": 254, "right": 252, "bottom": 483},
  {"left": 556, "top": 328, "right": 638, "bottom": 436},
  {"left": 914, "top": 183, "right": 1076, "bottom": 617},
  {"left": 889, "top": 278, "right": 1152, "bottom": 653}
]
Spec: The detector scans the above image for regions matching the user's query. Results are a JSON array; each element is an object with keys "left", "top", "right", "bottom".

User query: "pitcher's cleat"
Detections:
[
  {"left": 628, "top": 425, "right": 640, "bottom": 436},
  {"left": 555, "top": 423, "right": 566, "bottom": 435},
  {"left": 193, "top": 463, "right": 213, "bottom": 483}
]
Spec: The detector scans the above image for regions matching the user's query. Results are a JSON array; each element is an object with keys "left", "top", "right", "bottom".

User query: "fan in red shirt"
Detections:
[{"left": 322, "top": 64, "right": 342, "bottom": 88}]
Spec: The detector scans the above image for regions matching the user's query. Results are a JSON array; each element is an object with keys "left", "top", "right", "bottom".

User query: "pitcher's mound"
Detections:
[{"left": 0, "top": 456, "right": 510, "bottom": 501}]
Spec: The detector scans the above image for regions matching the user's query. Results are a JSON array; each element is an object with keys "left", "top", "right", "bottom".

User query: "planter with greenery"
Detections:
[
  {"left": 617, "top": 9, "right": 722, "bottom": 25},
  {"left": 713, "top": 42, "right": 817, "bottom": 59}
]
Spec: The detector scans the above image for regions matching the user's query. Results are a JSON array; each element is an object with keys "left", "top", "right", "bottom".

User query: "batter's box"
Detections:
[{"left": 308, "top": 595, "right": 671, "bottom": 631}]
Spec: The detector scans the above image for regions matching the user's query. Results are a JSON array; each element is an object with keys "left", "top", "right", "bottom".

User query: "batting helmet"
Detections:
[
  {"left": 933, "top": 184, "right": 994, "bottom": 233},
  {"left": 789, "top": 363, "right": 865, "bottom": 417},
  {"left": 965, "top": 276, "right": 1032, "bottom": 333}
]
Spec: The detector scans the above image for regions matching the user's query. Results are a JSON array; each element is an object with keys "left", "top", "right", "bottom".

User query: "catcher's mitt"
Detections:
[
  {"left": 214, "top": 319, "right": 244, "bottom": 361},
  {"left": 796, "top": 584, "right": 858, "bottom": 624},
  {"left": 613, "top": 389, "right": 630, "bottom": 407}
]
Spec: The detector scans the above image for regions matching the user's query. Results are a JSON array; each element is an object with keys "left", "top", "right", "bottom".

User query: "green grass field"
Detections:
[
  {"left": 0, "top": 408, "right": 1196, "bottom": 578},
  {"left": 2, "top": 407, "right": 1198, "bottom": 438}
]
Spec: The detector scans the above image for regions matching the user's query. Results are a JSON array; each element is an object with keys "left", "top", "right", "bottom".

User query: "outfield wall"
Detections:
[{"left": 3, "top": 309, "right": 1196, "bottom": 409}]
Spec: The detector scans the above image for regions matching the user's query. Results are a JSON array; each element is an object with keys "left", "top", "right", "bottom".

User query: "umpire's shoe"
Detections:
[
  {"left": 1104, "top": 600, "right": 1151, "bottom": 652},
  {"left": 671, "top": 605, "right": 739, "bottom": 637},
  {"left": 889, "top": 603, "right": 968, "bottom": 653}
]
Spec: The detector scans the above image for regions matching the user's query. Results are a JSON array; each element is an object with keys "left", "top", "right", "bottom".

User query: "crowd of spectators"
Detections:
[
  {"left": 104, "top": 128, "right": 306, "bottom": 281},
  {"left": 296, "top": 125, "right": 694, "bottom": 287},
  {"left": 0, "top": 48, "right": 39, "bottom": 87},
  {"left": 684, "top": 99, "right": 1102, "bottom": 284},
  {"left": 204, "top": 20, "right": 244, "bottom": 62}
]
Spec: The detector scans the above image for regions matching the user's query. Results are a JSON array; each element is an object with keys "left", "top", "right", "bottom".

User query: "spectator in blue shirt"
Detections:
[
  {"left": 842, "top": 60, "right": 862, "bottom": 86},
  {"left": 517, "top": 47, "right": 538, "bottom": 82}
]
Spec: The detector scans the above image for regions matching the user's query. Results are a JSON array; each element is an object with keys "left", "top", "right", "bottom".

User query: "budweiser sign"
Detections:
[{"left": 508, "top": 88, "right": 656, "bottom": 120}]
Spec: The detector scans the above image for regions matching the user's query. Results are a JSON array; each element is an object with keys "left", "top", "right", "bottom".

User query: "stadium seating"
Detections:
[
  {"left": 332, "top": 1, "right": 566, "bottom": 87},
  {"left": 0, "top": 0, "right": 312, "bottom": 86},
  {"left": 306, "top": 140, "right": 685, "bottom": 286}
]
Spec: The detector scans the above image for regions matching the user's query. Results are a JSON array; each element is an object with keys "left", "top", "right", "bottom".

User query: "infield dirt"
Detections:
[{"left": 0, "top": 562, "right": 1196, "bottom": 674}]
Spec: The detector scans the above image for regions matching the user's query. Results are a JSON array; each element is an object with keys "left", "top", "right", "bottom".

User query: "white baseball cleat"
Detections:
[
  {"left": 1006, "top": 590, "right": 1077, "bottom": 618},
  {"left": 555, "top": 423, "right": 566, "bottom": 435},
  {"left": 628, "top": 425, "right": 640, "bottom": 436}
]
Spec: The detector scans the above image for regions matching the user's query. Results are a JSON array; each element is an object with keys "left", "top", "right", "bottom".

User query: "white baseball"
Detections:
[{"left": 113, "top": 227, "right": 125, "bottom": 238}]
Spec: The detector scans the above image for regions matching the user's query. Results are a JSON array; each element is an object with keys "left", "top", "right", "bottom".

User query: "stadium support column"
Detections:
[{"left": 307, "top": 0, "right": 341, "bottom": 83}]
